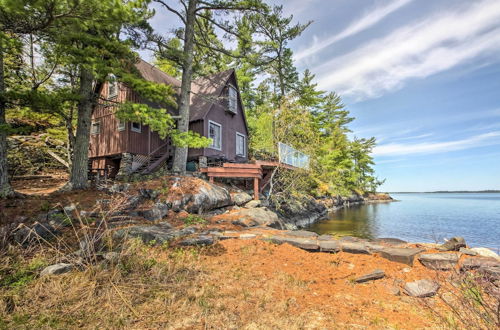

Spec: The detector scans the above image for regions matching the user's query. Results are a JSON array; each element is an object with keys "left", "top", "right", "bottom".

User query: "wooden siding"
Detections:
[
  {"left": 202, "top": 75, "right": 248, "bottom": 162},
  {"left": 187, "top": 120, "right": 204, "bottom": 160},
  {"left": 89, "top": 81, "right": 172, "bottom": 158}
]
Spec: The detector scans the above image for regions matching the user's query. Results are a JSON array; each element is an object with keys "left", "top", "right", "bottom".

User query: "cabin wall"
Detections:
[
  {"left": 187, "top": 120, "right": 205, "bottom": 160},
  {"left": 202, "top": 75, "right": 248, "bottom": 162},
  {"left": 89, "top": 82, "right": 173, "bottom": 159}
]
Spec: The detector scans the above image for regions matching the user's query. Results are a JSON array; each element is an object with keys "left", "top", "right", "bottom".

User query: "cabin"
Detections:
[{"left": 88, "top": 59, "right": 249, "bottom": 177}]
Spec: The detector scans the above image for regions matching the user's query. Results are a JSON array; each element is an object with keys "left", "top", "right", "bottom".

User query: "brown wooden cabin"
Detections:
[{"left": 89, "top": 59, "right": 249, "bottom": 177}]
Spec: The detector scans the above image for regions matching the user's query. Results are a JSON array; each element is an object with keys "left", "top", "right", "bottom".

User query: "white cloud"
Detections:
[
  {"left": 294, "top": 0, "right": 413, "bottom": 62},
  {"left": 373, "top": 131, "right": 500, "bottom": 156},
  {"left": 314, "top": 0, "right": 500, "bottom": 100}
]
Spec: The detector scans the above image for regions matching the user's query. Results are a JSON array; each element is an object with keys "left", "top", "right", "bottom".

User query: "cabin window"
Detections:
[
  {"left": 228, "top": 85, "right": 237, "bottom": 114},
  {"left": 117, "top": 120, "right": 126, "bottom": 131},
  {"left": 108, "top": 74, "right": 118, "bottom": 99},
  {"left": 91, "top": 121, "right": 100, "bottom": 135},
  {"left": 131, "top": 122, "right": 141, "bottom": 133},
  {"left": 236, "top": 132, "right": 246, "bottom": 157},
  {"left": 208, "top": 121, "right": 222, "bottom": 150}
]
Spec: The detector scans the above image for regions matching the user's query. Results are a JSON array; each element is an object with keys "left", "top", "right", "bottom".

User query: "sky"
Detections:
[{"left": 143, "top": 0, "right": 500, "bottom": 192}]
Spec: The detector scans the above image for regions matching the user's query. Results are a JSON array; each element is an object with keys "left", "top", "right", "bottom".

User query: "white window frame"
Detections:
[
  {"left": 208, "top": 120, "right": 222, "bottom": 151},
  {"left": 131, "top": 122, "right": 142, "bottom": 133},
  {"left": 117, "top": 120, "right": 126, "bottom": 131},
  {"left": 228, "top": 84, "right": 237, "bottom": 114},
  {"left": 236, "top": 132, "right": 246, "bottom": 157},
  {"left": 108, "top": 74, "right": 118, "bottom": 99},
  {"left": 91, "top": 121, "right": 100, "bottom": 135}
]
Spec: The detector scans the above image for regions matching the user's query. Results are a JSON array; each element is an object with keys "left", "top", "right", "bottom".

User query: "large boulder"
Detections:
[
  {"left": 270, "top": 195, "right": 327, "bottom": 228},
  {"left": 231, "top": 192, "right": 253, "bottom": 206},
  {"left": 168, "top": 180, "right": 232, "bottom": 214},
  {"left": 231, "top": 207, "right": 282, "bottom": 228}
]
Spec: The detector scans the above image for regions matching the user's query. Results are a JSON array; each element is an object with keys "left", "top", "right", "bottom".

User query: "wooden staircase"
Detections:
[{"left": 130, "top": 143, "right": 170, "bottom": 175}]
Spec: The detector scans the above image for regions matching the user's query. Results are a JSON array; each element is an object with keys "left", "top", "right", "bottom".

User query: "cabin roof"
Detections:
[{"left": 134, "top": 59, "right": 234, "bottom": 122}]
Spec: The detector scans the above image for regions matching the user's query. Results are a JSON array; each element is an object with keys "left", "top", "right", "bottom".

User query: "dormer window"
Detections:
[
  {"left": 108, "top": 74, "right": 118, "bottom": 99},
  {"left": 228, "top": 85, "right": 237, "bottom": 114}
]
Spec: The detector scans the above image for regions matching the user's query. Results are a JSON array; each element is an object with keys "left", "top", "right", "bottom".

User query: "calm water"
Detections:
[{"left": 306, "top": 193, "right": 500, "bottom": 250}]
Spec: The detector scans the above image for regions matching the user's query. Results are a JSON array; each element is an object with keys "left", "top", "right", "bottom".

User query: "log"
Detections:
[{"left": 47, "top": 150, "right": 69, "bottom": 168}]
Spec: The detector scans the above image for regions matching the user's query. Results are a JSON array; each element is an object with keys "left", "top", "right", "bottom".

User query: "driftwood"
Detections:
[{"left": 47, "top": 150, "right": 69, "bottom": 168}]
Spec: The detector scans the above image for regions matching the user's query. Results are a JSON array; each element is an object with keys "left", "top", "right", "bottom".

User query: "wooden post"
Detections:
[
  {"left": 209, "top": 176, "right": 214, "bottom": 183},
  {"left": 253, "top": 177, "right": 259, "bottom": 200}
]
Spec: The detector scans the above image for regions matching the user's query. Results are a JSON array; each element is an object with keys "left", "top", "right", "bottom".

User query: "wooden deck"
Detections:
[{"left": 199, "top": 160, "right": 294, "bottom": 200}]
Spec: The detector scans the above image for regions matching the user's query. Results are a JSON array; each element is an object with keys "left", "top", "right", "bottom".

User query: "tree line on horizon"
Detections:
[{"left": 0, "top": 0, "right": 383, "bottom": 199}]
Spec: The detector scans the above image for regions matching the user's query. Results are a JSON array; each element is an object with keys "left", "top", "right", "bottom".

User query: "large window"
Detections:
[
  {"left": 208, "top": 121, "right": 222, "bottom": 150},
  {"left": 236, "top": 132, "right": 246, "bottom": 157},
  {"left": 91, "top": 121, "right": 100, "bottom": 135},
  {"left": 228, "top": 85, "right": 237, "bottom": 114},
  {"left": 108, "top": 74, "right": 118, "bottom": 99}
]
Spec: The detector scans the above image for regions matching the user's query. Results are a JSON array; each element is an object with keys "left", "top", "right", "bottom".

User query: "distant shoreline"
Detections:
[{"left": 389, "top": 190, "right": 500, "bottom": 194}]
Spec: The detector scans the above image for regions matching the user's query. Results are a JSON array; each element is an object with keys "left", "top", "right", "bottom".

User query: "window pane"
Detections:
[{"left": 209, "top": 123, "right": 221, "bottom": 149}]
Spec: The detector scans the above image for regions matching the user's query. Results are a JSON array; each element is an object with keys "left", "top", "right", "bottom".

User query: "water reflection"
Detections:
[{"left": 308, "top": 204, "right": 382, "bottom": 239}]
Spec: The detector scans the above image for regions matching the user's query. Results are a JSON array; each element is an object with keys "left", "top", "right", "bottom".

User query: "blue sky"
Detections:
[{"left": 144, "top": 0, "right": 500, "bottom": 192}]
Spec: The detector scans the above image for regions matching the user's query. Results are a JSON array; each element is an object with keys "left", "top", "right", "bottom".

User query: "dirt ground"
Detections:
[{"left": 197, "top": 238, "right": 449, "bottom": 329}]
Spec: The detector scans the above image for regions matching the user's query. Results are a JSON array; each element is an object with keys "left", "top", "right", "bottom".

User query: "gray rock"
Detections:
[
  {"left": 318, "top": 234, "right": 335, "bottom": 241},
  {"left": 437, "top": 237, "right": 466, "bottom": 251},
  {"left": 244, "top": 200, "right": 261, "bottom": 208},
  {"left": 339, "top": 236, "right": 364, "bottom": 242},
  {"left": 404, "top": 279, "right": 439, "bottom": 298},
  {"left": 371, "top": 238, "right": 407, "bottom": 245},
  {"left": 109, "top": 183, "right": 130, "bottom": 193},
  {"left": 136, "top": 202, "right": 169, "bottom": 221},
  {"left": 40, "top": 263, "right": 74, "bottom": 276},
  {"left": 365, "top": 243, "right": 386, "bottom": 253},
  {"left": 459, "top": 247, "right": 478, "bottom": 256},
  {"left": 239, "top": 233, "right": 257, "bottom": 240},
  {"left": 470, "top": 248, "right": 500, "bottom": 260},
  {"left": 139, "top": 188, "right": 159, "bottom": 200},
  {"left": 319, "top": 240, "right": 341, "bottom": 253},
  {"left": 341, "top": 242, "right": 370, "bottom": 255},
  {"left": 460, "top": 257, "right": 500, "bottom": 271},
  {"left": 231, "top": 208, "right": 281, "bottom": 228},
  {"left": 185, "top": 183, "right": 232, "bottom": 213},
  {"left": 378, "top": 247, "right": 425, "bottom": 266},
  {"left": 270, "top": 236, "right": 319, "bottom": 251},
  {"left": 103, "top": 252, "right": 120, "bottom": 262},
  {"left": 418, "top": 253, "right": 459, "bottom": 270},
  {"left": 231, "top": 192, "right": 253, "bottom": 206},
  {"left": 123, "top": 195, "right": 142, "bottom": 211},
  {"left": 479, "top": 266, "right": 500, "bottom": 279},
  {"left": 179, "top": 235, "right": 214, "bottom": 246},
  {"left": 355, "top": 269, "right": 385, "bottom": 283},
  {"left": 284, "top": 230, "right": 318, "bottom": 238},
  {"left": 112, "top": 222, "right": 197, "bottom": 245},
  {"left": 12, "top": 222, "right": 59, "bottom": 245}
]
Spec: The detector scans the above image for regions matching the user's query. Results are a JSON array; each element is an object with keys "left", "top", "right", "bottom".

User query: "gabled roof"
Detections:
[
  {"left": 135, "top": 59, "right": 181, "bottom": 89},
  {"left": 189, "top": 69, "right": 234, "bottom": 121},
  {"left": 134, "top": 59, "right": 234, "bottom": 122}
]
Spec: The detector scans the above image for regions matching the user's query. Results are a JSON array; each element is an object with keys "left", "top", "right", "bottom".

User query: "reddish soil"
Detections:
[{"left": 200, "top": 238, "right": 452, "bottom": 328}]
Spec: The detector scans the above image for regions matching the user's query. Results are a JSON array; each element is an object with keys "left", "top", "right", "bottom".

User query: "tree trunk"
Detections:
[
  {"left": 68, "top": 67, "right": 93, "bottom": 189},
  {"left": 0, "top": 41, "right": 14, "bottom": 198},
  {"left": 171, "top": 0, "right": 197, "bottom": 174}
]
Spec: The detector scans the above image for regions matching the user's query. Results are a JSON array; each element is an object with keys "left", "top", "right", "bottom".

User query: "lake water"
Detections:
[{"left": 306, "top": 193, "right": 500, "bottom": 250}]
